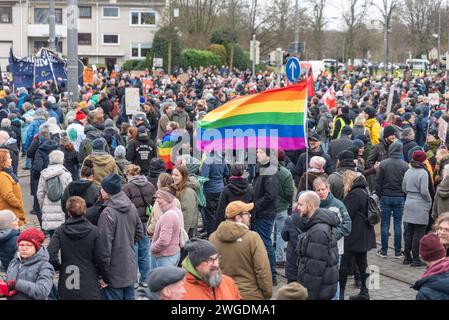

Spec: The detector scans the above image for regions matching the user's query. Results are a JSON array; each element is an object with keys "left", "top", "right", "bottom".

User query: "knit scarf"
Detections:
[
  {"left": 3, "top": 167, "right": 19, "bottom": 183},
  {"left": 410, "top": 160, "right": 435, "bottom": 199}
]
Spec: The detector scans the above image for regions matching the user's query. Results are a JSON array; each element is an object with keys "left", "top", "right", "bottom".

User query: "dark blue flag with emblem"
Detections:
[{"left": 9, "top": 48, "right": 34, "bottom": 88}]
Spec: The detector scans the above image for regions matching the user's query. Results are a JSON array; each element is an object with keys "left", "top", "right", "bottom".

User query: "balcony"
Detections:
[{"left": 27, "top": 24, "right": 67, "bottom": 38}]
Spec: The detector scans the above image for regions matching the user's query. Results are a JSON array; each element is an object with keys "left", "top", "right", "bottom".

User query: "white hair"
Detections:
[
  {"left": 47, "top": 96, "right": 56, "bottom": 104},
  {"left": 443, "top": 164, "right": 449, "bottom": 179},
  {"left": 49, "top": 150, "right": 65, "bottom": 165},
  {"left": 0, "top": 130, "right": 10, "bottom": 143},
  {"left": 1, "top": 118, "right": 11, "bottom": 128}
]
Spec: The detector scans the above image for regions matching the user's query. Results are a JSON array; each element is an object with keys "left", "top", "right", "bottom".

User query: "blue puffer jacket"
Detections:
[
  {"left": 25, "top": 118, "right": 46, "bottom": 149},
  {"left": 413, "top": 259, "right": 449, "bottom": 300},
  {"left": 0, "top": 229, "right": 19, "bottom": 271},
  {"left": 281, "top": 213, "right": 307, "bottom": 281},
  {"left": 6, "top": 247, "right": 55, "bottom": 300},
  {"left": 200, "top": 153, "right": 229, "bottom": 194}
]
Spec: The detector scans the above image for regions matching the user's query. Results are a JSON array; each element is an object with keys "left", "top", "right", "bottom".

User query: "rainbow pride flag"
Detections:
[
  {"left": 196, "top": 82, "right": 307, "bottom": 151},
  {"left": 157, "top": 131, "right": 178, "bottom": 171}
]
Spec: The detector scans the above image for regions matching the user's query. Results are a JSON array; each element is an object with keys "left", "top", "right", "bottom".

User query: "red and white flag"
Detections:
[{"left": 323, "top": 83, "right": 336, "bottom": 109}]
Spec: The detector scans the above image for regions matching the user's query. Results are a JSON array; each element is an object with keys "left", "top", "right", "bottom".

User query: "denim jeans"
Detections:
[
  {"left": 253, "top": 217, "right": 277, "bottom": 281},
  {"left": 101, "top": 285, "right": 135, "bottom": 300},
  {"left": 380, "top": 196, "right": 405, "bottom": 255},
  {"left": 274, "top": 210, "right": 288, "bottom": 262},
  {"left": 155, "top": 251, "right": 181, "bottom": 267},
  {"left": 25, "top": 156, "right": 32, "bottom": 169},
  {"left": 148, "top": 239, "right": 158, "bottom": 270},
  {"left": 332, "top": 255, "right": 342, "bottom": 300},
  {"left": 134, "top": 231, "right": 150, "bottom": 283}
]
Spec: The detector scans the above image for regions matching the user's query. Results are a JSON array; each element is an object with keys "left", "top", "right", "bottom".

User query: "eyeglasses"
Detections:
[
  {"left": 204, "top": 255, "right": 221, "bottom": 265},
  {"left": 18, "top": 244, "right": 34, "bottom": 248},
  {"left": 239, "top": 212, "right": 251, "bottom": 217}
]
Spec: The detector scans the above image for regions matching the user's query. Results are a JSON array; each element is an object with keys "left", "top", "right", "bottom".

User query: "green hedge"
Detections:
[
  {"left": 180, "top": 49, "right": 221, "bottom": 69},
  {"left": 207, "top": 44, "right": 228, "bottom": 65}
]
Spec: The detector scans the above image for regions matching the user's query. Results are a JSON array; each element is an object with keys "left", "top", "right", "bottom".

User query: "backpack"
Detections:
[
  {"left": 359, "top": 189, "right": 381, "bottom": 226},
  {"left": 45, "top": 175, "right": 64, "bottom": 202},
  {"left": 196, "top": 176, "right": 209, "bottom": 207}
]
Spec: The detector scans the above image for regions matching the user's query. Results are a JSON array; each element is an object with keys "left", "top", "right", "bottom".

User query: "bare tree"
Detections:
[
  {"left": 375, "top": 0, "right": 398, "bottom": 71},
  {"left": 307, "top": 0, "right": 327, "bottom": 59},
  {"left": 401, "top": 0, "right": 442, "bottom": 58},
  {"left": 342, "top": 0, "right": 372, "bottom": 65}
]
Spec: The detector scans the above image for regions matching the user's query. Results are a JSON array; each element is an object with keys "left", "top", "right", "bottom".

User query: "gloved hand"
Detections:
[{"left": 0, "top": 280, "right": 16, "bottom": 297}]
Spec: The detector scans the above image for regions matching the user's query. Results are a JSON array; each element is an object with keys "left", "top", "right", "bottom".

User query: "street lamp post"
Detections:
[
  {"left": 49, "top": 0, "right": 56, "bottom": 51},
  {"left": 67, "top": 0, "right": 79, "bottom": 103}
]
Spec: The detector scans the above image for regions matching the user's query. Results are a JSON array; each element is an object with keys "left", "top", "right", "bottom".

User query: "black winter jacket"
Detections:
[
  {"left": 48, "top": 217, "right": 104, "bottom": 300},
  {"left": 147, "top": 158, "right": 166, "bottom": 188},
  {"left": 126, "top": 133, "right": 156, "bottom": 176},
  {"left": 61, "top": 179, "right": 100, "bottom": 216},
  {"left": 292, "top": 146, "right": 333, "bottom": 184},
  {"left": 123, "top": 175, "right": 156, "bottom": 224},
  {"left": 61, "top": 147, "right": 79, "bottom": 181},
  {"left": 282, "top": 213, "right": 307, "bottom": 281},
  {"left": 296, "top": 208, "right": 339, "bottom": 300},
  {"left": 401, "top": 138, "right": 418, "bottom": 163},
  {"left": 253, "top": 162, "right": 279, "bottom": 220},
  {"left": 376, "top": 142, "right": 409, "bottom": 197},
  {"left": 343, "top": 176, "right": 376, "bottom": 252},
  {"left": 215, "top": 177, "right": 254, "bottom": 228}
]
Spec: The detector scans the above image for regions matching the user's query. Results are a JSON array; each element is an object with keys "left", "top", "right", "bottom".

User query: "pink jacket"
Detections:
[{"left": 150, "top": 208, "right": 181, "bottom": 257}]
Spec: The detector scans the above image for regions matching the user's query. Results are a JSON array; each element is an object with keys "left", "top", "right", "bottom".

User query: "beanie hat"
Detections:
[
  {"left": 341, "top": 125, "right": 353, "bottom": 136},
  {"left": 101, "top": 173, "right": 122, "bottom": 196},
  {"left": 114, "top": 145, "right": 126, "bottom": 159},
  {"left": 402, "top": 112, "right": 412, "bottom": 122},
  {"left": 276, "top": 282, "right": 308, "bottom": 300},
  {"left": 352, "top": 139, "right": 365, "bottom": 149},
  {"left": 383, "top": 125, "right": 397, "bottom": 138},
  {"left": 230, "top": 164, "right": 245, "bottom": 177},
  {"left": 419, "top": 233, "right": 446, "bottom": 262},
  {"left": 105, "top": 118, "right": 115, "bottom": 128},
  {"left": 184, "top": 238, "right": 218, "bottom": 267},
  {"left": 365, "top": 106, "right": 376, "bottom": 118},
  {"left": 393, "top": 116, "right": 403, "bottom": 127},
  {"left": 0, "top": 210, "right": 16, "bottom": 230},
  {"left": 337, "top": 150, "right": 355, "bottom": 168},
  {"left": 17, "top": 228, "right": 45, "bottom": 252},
  {"left": 75, "top": 110, "right": 86, "bottom": 121},
  {"left": 147, "top": 267, "right": 186, "bottom": 292},
  {"left": 341, "top": 106, "right": 350, "bottom": 114},
  {"left": 412, "top": 150, "right": 427, "bottom": 163},
  {"left": 309, "top": 156, "right": 326, "bottom": 172},
  {"left": 92, "top": 138, "right": 106, "bottom": 152},
  {"left": 319, "top": 105, "right": 329, "bottom": 113},
  {"left": 434, "top": 111, "right": 443, "bottom": 119}
]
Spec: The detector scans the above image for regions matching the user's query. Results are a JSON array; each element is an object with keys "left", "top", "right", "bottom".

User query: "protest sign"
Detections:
[{"left": 125, "top": 88, "right": 140, "bottom": 115}]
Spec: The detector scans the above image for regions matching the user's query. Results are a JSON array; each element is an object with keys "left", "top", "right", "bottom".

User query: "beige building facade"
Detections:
[{"left": 0, "top": 0, "right": 166, "bottom": 70}]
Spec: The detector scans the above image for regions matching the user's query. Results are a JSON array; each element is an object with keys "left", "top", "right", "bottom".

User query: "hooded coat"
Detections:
[
  {"left": 123, "top": 175, "right": 156, "bottom": 225},
  {"left": 77, "top": 125, "right": 102, "bottom": 163},
  {"left": 29, "top": 138, "right": 59, "bottom": 196},
  {"left": 6, "top": 247, "right": 55, "bottom": 300},
  {"left": 0, "top": 228, "right": 19, "bottom": 270},
  {"left": 253, "top": 161, "right": 280, "bottom": 220},
  {"left": 97, "top": 191, "right": 144, "bottom": 288},
  {"left": 60, "top": 179, "right": 100, "bottom": 216},
  {"left": 366, "top": 137, "right": 391, "bottom": 169},
  {"left": 181, "top": 257, "right": 241, "bottom": 300},
  {"left": 126, "top": 132, "right": 156, "bottom": 176},
  {"left": 37, "top": 164, "right": 73, "bottom": 231},
  {"left": 215, "top": 177, "right": 254, "bottom": 228},
  {"left": 296, "top": 208, "right": 340, "bottom": 300},
  {"left": 147, "top": 159, "right": 166, "bottom": 188},
  {"left": 83, "top": 152, "right": 119, "bottom": 186},
  {"left": 47, "top": 216, "right": 104, "bottom": 300},
  {"left": 413, "top": 258, "right": 449, "bottom": 300},
  {"left": 376, "top": 142, "right": 409, "bottom": 197},
  {"left": 209, "top": 220, "right": 272, "bottom": 300},
  {"left": 432, "top": 176, "right": 449, "bottom": 220}
]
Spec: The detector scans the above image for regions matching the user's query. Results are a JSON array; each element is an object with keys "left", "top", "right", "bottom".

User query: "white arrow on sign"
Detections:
[{"left": 289, "top": 61, "right": 297, "bottom": 80}]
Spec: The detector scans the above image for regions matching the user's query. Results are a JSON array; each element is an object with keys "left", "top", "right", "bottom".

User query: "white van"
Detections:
[{"left": 406, "top": 59, "right": 430, "bottom": 70}]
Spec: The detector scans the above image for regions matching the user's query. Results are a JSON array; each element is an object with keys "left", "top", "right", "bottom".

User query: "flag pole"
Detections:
[
  {"left": 44, "top": 48, "right": 59, "bottom": 92},
  {"left": 305, "top": 79, "right": 309, "bottom": 191}
]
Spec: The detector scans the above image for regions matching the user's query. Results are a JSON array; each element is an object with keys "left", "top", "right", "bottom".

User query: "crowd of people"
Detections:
[{"left": 0, "top": 65, "right": 449, "bottom": 300}]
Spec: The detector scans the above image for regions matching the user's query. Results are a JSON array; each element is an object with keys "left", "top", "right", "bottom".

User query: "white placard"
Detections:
[
  {"left": 125, "top": 88, "right": 140, "bottom": 115},
  {"left": 429, "top": 93, "right": 440, "bottom": 106},
  {"left": 153, "top": 58, "right": 163, "bottom": 67},
  {"left": 439, "top": 118, "right": 448, "bottom": 144}
]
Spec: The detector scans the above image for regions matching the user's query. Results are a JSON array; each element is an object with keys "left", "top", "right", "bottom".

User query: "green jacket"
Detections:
[{"left": 276, "top": 164, "right": 294, "bottom": 213}]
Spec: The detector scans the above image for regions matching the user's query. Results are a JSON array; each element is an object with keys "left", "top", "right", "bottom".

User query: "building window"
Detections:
[
  {"left": 78, "top": 33, "right": 92, "bottom": 45},
  {"left": 131, "top": 43, "right": 152, "bottom": 59},
  {"left": 0, "top": 7, "right": 12, "bottom": 24},
  {"left": 34, "top": 8, "right": 63, "bottom": 24},
  {"left": 102, "top": 7, "right": 119, "bottom": 18},
  {"left": 103, "top": 34, "right": 119, "bottom": 45},
  {"left": 34, "top": 40, "right": 62, "bottom": 53},
  {"left": 79, "top": 6, "right": 91, "bottom": 19},
  {"left": 130, "top": 10, "right": 156, "bottom": 26}
]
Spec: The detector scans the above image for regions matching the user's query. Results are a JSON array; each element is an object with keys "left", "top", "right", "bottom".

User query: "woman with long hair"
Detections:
[
  {"left": 339, "top": 170, "right": 376, "bottom": 300},
  {"left": 171, "top": 165, "right": 198, "bottom": 237}
]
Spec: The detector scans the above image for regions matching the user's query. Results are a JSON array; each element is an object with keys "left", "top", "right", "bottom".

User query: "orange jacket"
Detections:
[
  {"left": 0, "top": 171, "right": 26, "bottom": 226},
  {"left": 182, "top": 272, "right": 241, "bottom": 300}
]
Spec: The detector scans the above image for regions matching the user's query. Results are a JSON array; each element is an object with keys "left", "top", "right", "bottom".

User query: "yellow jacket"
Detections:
[
  {"left": 365, "top": 118, "right": 381, "bottom": 145},
  {"left": 0, "top": 171, "right": 26, "bottom": 226}
]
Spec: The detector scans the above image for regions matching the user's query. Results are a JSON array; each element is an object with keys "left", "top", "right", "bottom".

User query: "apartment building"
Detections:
[{"left": 0, "top": 0, "right": 166, "bottom": 70}]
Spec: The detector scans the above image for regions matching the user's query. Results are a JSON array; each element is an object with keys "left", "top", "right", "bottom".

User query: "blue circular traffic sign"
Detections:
[{"left": 285, "top": 57, "right": 301, "bottom": 83}]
